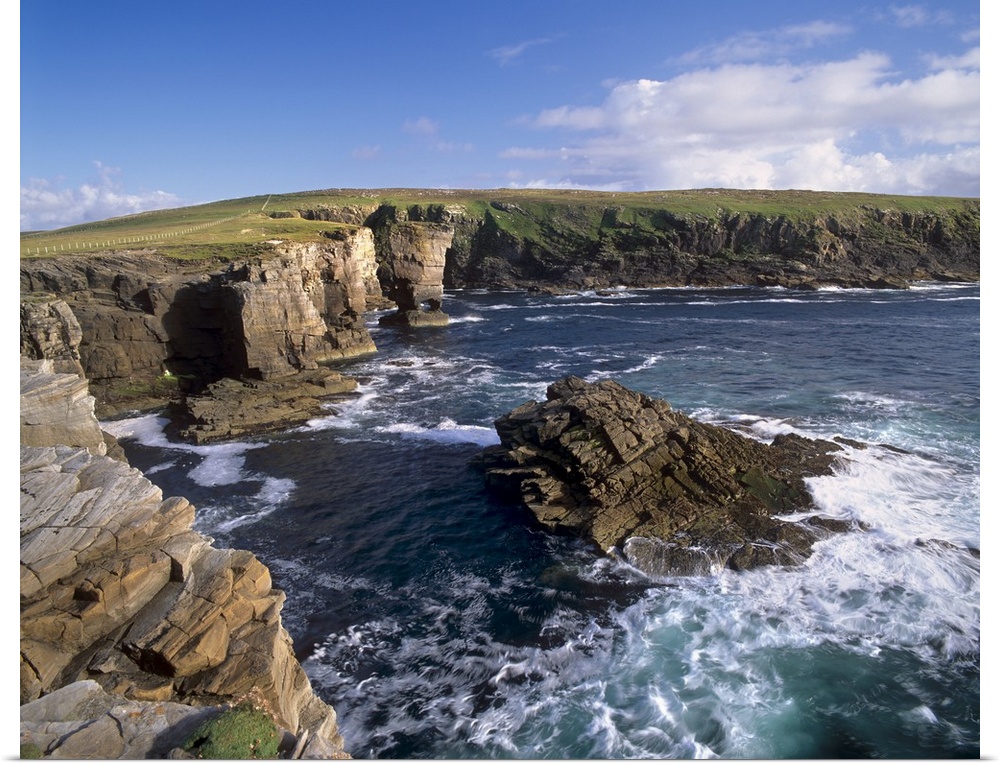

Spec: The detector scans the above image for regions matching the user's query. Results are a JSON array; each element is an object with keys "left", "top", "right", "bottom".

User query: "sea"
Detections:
[{"left": 103, "top": 284, "right": 980, "bottom": 759}]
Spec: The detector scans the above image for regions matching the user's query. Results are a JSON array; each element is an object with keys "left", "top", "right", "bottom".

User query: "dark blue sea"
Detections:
[{"left": 106, "top": 284, "right": 980, "bottom": 758}]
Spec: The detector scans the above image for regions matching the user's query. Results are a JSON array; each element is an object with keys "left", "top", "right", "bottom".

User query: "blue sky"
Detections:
[{"left": 19, "top": 1, "right": 981, "bottom": 230}]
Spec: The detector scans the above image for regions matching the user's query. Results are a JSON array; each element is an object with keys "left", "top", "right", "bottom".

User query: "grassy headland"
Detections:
[{"left": 21, "top": 187, "right": 979, "bottom": 262}]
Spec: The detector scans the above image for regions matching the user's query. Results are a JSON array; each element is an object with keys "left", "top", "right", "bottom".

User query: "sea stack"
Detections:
[{"left": 376, "top": 221, "right": 454, "bottom": 328}]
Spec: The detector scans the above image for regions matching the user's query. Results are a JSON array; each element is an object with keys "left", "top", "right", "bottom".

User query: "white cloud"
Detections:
[
  {"left": 507, "top": 49, "right": 980, "bottom": 196},
  {"left": 925, "top": 47, "right": 979, "bottom": 71},
  {"left": 402, "top": 116, "right": 439, "bottom": 136},
  {"left": 889, "top": 4, "right": 953, "bottom": 28},
  {"left": 20, "top": 162, "right": 182, "bottom": 231},
  {"left": 675, "top": 20, "right": 852, "bottom": 65},
  {"left": 489, "top": 38, "right": 552, "bottom": 66}
]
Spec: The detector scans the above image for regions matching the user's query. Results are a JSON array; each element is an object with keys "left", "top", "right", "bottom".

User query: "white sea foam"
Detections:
[
  {"left": 102, "top": 413, "right": 263, "bottom": 487},
  {"left": 101, "top": 413, "right": 174, "bottom": 447},
  {"left": 377, "top": 419, "right": 500, "bottom": 446},
  {"left": 303, "top": 383, "right": 381, "bottom": 431}
]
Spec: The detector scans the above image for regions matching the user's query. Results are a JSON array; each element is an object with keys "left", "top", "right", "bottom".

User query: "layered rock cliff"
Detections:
[
  {"left": 482, "top": 376, "right": 857, "bottom": 577},
  {"left": 420, "top": 195, "right": 980, "bottom": 290},
  {"left": 19, "top": 357, "right": 348, "bottom": 758},
  {"left": 20, "top": 190, "right": 979, "bottom": 429},
  {"left": 20, "top": 230, "right": 381, "bottom": 434},
  {"left": 366, "top": 207, "right": 454, "bottom": 327}
]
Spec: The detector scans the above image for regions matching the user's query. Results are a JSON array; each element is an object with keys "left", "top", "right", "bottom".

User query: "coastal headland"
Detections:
[{"left": 19, "top": 188, "right": 980, "bottom": 757}]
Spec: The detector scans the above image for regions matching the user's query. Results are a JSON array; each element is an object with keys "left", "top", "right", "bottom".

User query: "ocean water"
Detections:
[{"left": 105, "top": 284, "right": 980, "bottom": 758}]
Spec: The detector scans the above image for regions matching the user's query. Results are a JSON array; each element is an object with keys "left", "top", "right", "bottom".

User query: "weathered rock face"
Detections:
[
  {"left": 20, "top": 358, "right": 108, "bottom": 456},
  {"left": 20, "top": 299, "right": 86, "bottom": 378},
  {"left": 20, "top": 233, "right": 378, "bottom": 415},
  {"left": 438, "top": 199, "right": 980, "bottom": 291},
  {"left": 482, "top": 376, "right": 854, "bottom": 576},
  {"left": 375, "top": 221, "right": 454, "bottom": 327},
  {"left": 20, "top": 361, "right": 347, "bottom": 756},
  {"left": 222, "top": 236, "right": 377, "bottom": 379}
]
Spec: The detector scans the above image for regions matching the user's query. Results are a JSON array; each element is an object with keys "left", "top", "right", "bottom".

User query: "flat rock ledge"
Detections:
[
  {"left": 482, "top": 376, "right": 856, "bottom": 577},
  {"left": 168, "top": 370, "right": 358, "bottom": 444}
]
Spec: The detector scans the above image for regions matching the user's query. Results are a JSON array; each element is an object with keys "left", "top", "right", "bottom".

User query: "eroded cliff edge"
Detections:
[{"left": 20, "top": 358, "right": 349, "bottom": 758}]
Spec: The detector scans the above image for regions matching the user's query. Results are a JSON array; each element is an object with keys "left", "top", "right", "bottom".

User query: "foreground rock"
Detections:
[
  {"left": 20, "top": 359, "right": 348, "bottom": 757},
  {"left": 20, "top": 681, "right": 346, "bottom": 759},
  {"left": 482, "top": 376, "right": 855, "bottom": 576}
]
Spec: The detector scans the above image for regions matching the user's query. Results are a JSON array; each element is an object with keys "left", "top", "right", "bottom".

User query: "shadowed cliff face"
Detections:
[
  {"left": 436, "top": 201, "right": 980, "bottom": 290},
  {"left": 19, "top": 233, "right": 380, "bottom": 411}
]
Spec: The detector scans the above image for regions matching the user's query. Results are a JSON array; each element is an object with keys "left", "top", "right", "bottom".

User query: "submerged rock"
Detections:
[{"left": 482, "top": 376, "right": 854, "bottom": 577}]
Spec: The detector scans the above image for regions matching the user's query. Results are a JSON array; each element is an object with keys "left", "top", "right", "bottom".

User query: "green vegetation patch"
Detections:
[
  {"left": 21, "top": 187, "right": 978, "bottom": 263},
  {"left": 182, "top": 702, "right": 280, "bottom": 759}
]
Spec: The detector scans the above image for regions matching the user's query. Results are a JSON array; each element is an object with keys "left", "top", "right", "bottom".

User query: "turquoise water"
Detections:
[{"left": 107, "top": 284, "right": 980, "bottom": 758}]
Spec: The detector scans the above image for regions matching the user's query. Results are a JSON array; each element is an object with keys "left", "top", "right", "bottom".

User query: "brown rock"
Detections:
[
  {"left": 20, "top": 362, "right": 347, "bottom": 753},
  {"left": 484, "top": 376, "right": 853, "bottom": 576},
  {"left": 377, "top": 222, "right": 454, "bottom": 327}
]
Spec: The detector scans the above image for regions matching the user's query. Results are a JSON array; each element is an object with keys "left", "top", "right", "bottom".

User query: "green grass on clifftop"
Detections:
[{"left": 21, "top": 188, "right": 979, "bottom": 261}]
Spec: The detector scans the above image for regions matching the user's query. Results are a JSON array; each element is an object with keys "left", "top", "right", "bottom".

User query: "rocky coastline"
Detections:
[
  {"left": 19, "top": 189, "right": 980, "bottom": 757},
  {"left": 20, "top": 358, "right": 348, "bottom": 758}
]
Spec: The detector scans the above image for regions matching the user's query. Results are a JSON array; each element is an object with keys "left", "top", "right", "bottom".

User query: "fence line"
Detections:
[{"left": 22, "top": 209, "right": 253, "bottom": 256}]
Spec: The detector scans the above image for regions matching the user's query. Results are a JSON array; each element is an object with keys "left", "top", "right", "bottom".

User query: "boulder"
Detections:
[{"left": 483, "top": 376, "right": 854, "bottom": 576}]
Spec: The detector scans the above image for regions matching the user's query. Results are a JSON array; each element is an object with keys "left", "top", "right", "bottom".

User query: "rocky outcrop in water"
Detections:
[
  {"left": 169, "top": 369, "right": 357, "bottom": 444},
  {"left": 374, "top": 218, "right": 454, "bottom": 328},
  {"left": 482, "top": 376, "right": 855, "bottom": 576},
  {"left": 19, "top": 358, "right": 348, "bottom": 757}
]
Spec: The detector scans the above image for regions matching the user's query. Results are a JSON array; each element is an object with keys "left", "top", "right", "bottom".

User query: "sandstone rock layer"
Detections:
[{"left": 20, "top": 360, "right": 347, "bottom": 757}]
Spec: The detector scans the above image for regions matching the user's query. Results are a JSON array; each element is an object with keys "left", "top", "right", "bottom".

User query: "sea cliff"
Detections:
[
  {"left": 19, "top": 358, "right": 349, "bottom": 758},
  {"left": 21, "top": 189, "right": 979, "bottom": 436}
]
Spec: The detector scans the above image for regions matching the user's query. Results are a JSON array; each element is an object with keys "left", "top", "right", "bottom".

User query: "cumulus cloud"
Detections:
[
  {"left": 20, "top": 162, "right": 182, "bottom": 231},
  {"left": 505, "top": 49, "right": 980, "bottom": 196}
]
